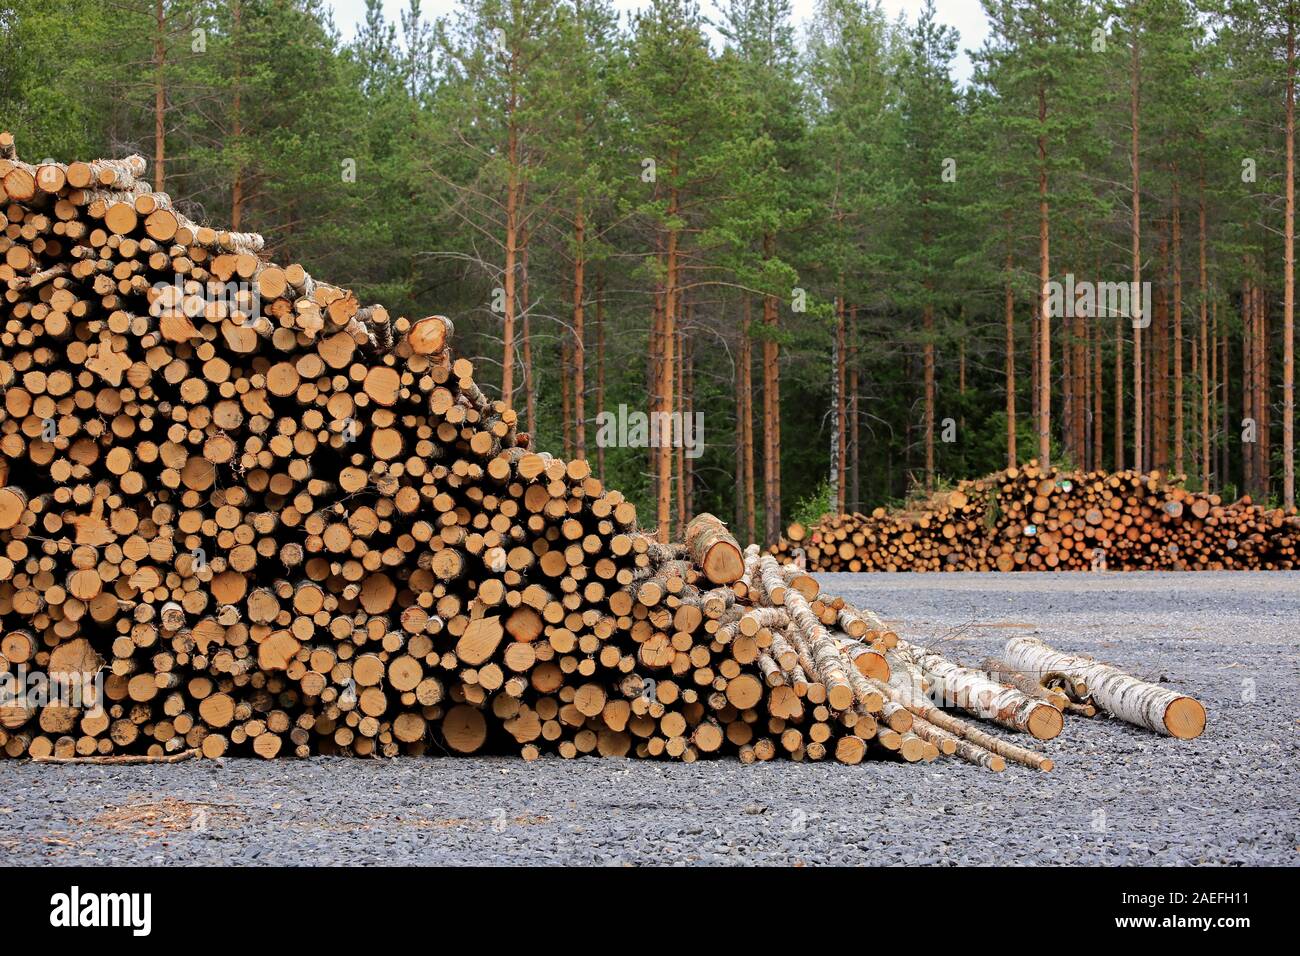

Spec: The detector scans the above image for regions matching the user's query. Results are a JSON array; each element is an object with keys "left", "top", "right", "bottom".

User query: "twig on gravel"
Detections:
[{"left": 31, "top": 749, "right": 201, "bottom": 766}]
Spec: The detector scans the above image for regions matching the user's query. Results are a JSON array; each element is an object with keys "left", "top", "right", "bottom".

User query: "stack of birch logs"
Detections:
[
  {"left": 3, "top": 140, "right": 1136, "bottom": 769},
  {"left": 779, "top": 463, "right": 1300, "bottom": 572}
]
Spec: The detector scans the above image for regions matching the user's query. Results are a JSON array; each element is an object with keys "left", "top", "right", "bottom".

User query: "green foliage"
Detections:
[
  {"left": 3, "top": 0, "right": 1296, "bottom": 528},
  {"left": 790, "top": 479, "right": 834, "bottom": 529}
]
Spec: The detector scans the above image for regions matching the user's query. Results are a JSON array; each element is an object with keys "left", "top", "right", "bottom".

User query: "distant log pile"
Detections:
[
  {"left": 777, "top": 463, "right": 1300, "bottom": 572},
  {"left": 0, "top": 141, "right": 1204, "bottom": 765}
]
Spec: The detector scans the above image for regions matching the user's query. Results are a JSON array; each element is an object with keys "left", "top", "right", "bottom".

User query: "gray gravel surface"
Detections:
[{"left": 3, "top": 571, "right": 1296, "bottom": 866}]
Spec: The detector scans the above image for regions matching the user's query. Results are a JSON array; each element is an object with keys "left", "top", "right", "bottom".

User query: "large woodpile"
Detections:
[
  {"left": 0, "top": 141, "right": 1204, "bottom": 765},
  {"left": 779, "top": 463, "right": 1300, "bottom": 572}
]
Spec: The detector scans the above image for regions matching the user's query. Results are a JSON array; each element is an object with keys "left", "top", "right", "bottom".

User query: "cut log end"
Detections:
[
  {"left": 685, "top": 513, "right": 745, "bottom": 585},
  {"left": 443, "top": 704, "right": 487, "bottom": 754},
  {"left": 1163, "top": 696, "right": 1206, "bottom": 740},
  {"left": 408, "top": 314, "right": 454, "bottom": 355},
  {"left": 1027, "top": 703, "right": 1064, "bottom": 741}
]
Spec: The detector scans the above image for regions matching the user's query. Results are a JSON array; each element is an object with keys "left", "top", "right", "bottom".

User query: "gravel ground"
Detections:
[{"left": 3, "top": 571, "right": 1296, "bottom": 866}]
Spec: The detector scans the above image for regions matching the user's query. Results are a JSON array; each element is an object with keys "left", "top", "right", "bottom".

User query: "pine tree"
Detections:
[
  {"left": 620, "top": 0, "right": 726, "bottom": 539},
  {"left": 434, "top": 0, "right": 563, "bottom": 408},
  {"left": 882, "top": 0, "right": 962, "bottom": 489}
]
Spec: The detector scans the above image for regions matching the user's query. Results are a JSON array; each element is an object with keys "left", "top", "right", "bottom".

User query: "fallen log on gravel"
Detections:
[
  {"left": 899, "top": 642, "right": 1063, "bottom": 740},
  {"left": 871, "top": 669, "right": 1029, "bottom": 773},
  {"left": 31, "top": 748, "right": 201, "bottom": 765},
  {"left": 981, "top": 658, "right": 1069, "bottom": 710},
  {"left": 1002, "top": 637, "right": 1206, "bottom": 739}
]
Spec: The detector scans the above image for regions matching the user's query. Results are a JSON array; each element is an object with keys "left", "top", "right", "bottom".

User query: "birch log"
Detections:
[
  {"left": 980, "top": 657, "right": 1070, "bottom": 710},
  {"left": 901, "top": 642, "right": 1063, "bottom": 740},
  {"left": 1003, "top": 637, "right": 1205, "bottom": 739},
  {"left": 874, "top": 673, "right": 1053, "bottom": 772},
  {"left": 684, "top": 513, "right": 745, "bottom": 585}
]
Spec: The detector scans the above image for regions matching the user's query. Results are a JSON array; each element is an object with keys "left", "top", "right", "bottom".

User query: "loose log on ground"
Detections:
[
  {"left": 1003, "top": 637, "right": 1206, "bottom": 739},
  {"left": 902, "top": 642, "right": 1063, "bottom": 740}
]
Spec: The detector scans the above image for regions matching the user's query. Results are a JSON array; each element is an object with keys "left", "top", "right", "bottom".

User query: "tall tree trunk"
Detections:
[
  {"left": 923, "top": 303, "right": 936, "bottom": 488},
  {"left": 1199, "top": 171, "right": 1210, "bottom": 488},
  {"left": 762, "top": 233, "right": 781, "bottom": 545},
  {"left": 1191, "top": 328, "right": 1199, "bottom": 476},
  {"left": 1285, "top": 10, "right": 1297, "bottom": 508},
  {"left": 1219, "top": 300, "right": 1230, "bottom": 486},
  {"left": 1256, "top": 281, "right": 1266, "bottom": 494},
  {"left": 595, "top": 274, "right": 605, "bottom": 482},
  {"left": 735, "top": 314, "right": 746, "bottom": 532},
  {"left": 1211, "top": 284, "right": 1219, "bottom": 484},
  {"left": 1004, "top": 247, "right": 1017, "bottom": 468},
  {"left": 959, "top": 334, "right": 967, "bottom": 429},
  {"left": 230, "top": 0, "right": 244, "bottom": 231},
  {"left": 1172, "top": 171, "right": 1184, "bottom": 475},
  {"left": 829, "top": 296, "right": 841, "bottom": 508},
  {"left": 153, "top": 0, "right": 166, "bottom": 193},
  {"left": 1073, "top": 295, "right": 1086, "bottom": 463},
  {"left": 1063, "top": 303, "right": 1073, "bottom": 461},
  {"left": 681, "top": 308, "right": 691, "bottom": 530},
  {"left": 1115, "top": 310, "right": 1125, "bottom": 471},
  {"left": 835, "top": 296, "right": 847, "bottom": 513},
  {"left": 742, "top": 298, "right": 756, "bottom": 545},
  {"left": 502, "top": 128, "right": 519, "bottom": 407},
  {"left": 657, "top": 184, "right": 680, "bottom": 542},
  {"left": 1243, "top": 276, "right": 1254, "bottom": 494},
  {"left": 1031, "top": 289, "right": 1040, "bottom": 442},
  {"left": 648, "top": 246, "right": 664, "bottom": 495},
  {"left": 561, "top": 331, "right": 573, "bottom": 458},
  {"left": 521, "top": 234, "right": 535, "bottom": 437},
  {"left": 1130, "top": 33, "right": 1144, "bottom": 473},
  {"left": 572, "top": 200, "right": 586, "bottom": 459},
  {"left": 649, "top": 285, "right": 663, "bottom": 492},
  {"left": 1094, "top": 310, "right": 1104, "bottom": 471},
  {"left": 1253, "top": 282, "right": 1263, "bottom": 496},
  {"left": 1154, "top": 228, "right": 1169, "bottom": 471},
  {"left": 849, "top": 304, "right": 860, "bottom": 513},
  {"left": 1080, "top": 308, "right": 1090, "bottom": 465},
  {"left": 1037, "top": 83, "right": 1051, "bottom": 467},
  {"left": 684, "top": 313, "right": 694, "bottom": 521}
]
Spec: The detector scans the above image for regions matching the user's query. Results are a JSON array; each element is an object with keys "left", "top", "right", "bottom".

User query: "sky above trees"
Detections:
[{"left": 325, "top": 0, "right": 992, "bottom": 82}]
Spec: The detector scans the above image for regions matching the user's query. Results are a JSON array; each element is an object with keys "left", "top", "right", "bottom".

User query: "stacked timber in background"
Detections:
[{"left": 778, "top": 463, "right": 1300, "bottom": 572}]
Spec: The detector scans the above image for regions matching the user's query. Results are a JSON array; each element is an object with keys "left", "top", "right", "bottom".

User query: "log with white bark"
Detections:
[
  {"left": 1003, "top": 637, "right": 1205, "bottom": 739},
  {"left": 980, "top": 657, "right": 1070, "bottom": 710},
  {"left": 900, "top": 642, "right": 1063, "bottom": 740},
  {"left": 873, "top": 672, "right": 1053, "bottom": 772},
  {"left": 684, "top": 513, "right": 745, "bottom": 585}
]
